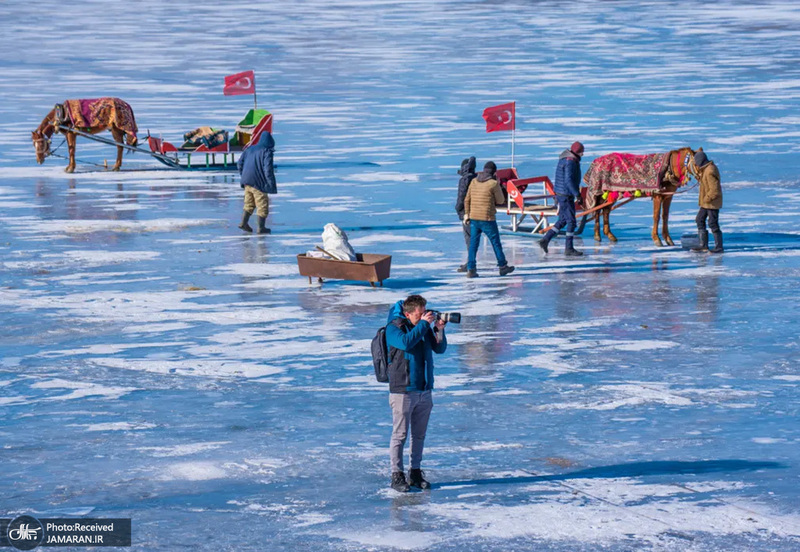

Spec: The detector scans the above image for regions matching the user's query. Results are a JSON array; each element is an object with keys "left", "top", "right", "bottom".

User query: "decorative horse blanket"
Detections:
[
  {"left": 63, "top": 98, "right": 138, "bottom": 139},
  {"left": 584, "top": 152, "right": 669, "bottom": 200}
]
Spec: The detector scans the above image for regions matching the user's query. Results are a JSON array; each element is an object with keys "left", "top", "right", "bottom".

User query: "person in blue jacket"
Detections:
[
  {"left": 539, "top": 141, "right": 585, "bottom": 257},
  {"left": 385, "top": 294, "right": 447, "bottom": 492},
  {"left": 237, "top": 132, "right": 277, "bottom": 234}
]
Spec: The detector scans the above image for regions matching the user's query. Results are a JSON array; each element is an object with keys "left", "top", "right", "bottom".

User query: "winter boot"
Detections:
[
  {"left": 564, "top": 236, "right": 583, "bottom": 257},
  {"left": 391, "top": 471, "right": 410, "bottom": 492},
  {"left": 238, "top": 211, "right": 253, "bottom": 233},
  {"left": 710, "top": 230, "right": 724, "bottom": 253},
  {"left": 538, "top": 229, "right": 556, "bottom": 254},
  {"left": 499, "top": 265, "right": 515, "bottom": 276},
  {"left": 256, "top": 216, "right": 271, "bottom": 235},
  {"left": 457, "top": 263, "right": 468, "bottom": 273},
  {"left": 466, "top": 269, "right": 478, "bottom": 278},
  {"left": 408, "top": 469, "right": 431, "bottom": 490},
  {"left": 691, "top": 230, "right": 709, "bottom": 252}
]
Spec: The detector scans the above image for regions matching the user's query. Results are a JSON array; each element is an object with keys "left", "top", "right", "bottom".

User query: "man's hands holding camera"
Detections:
[
  {"left": 422, "top": 311, "right": 447, "bottom": 331},
  {"left": 421, "top": 311, "right": 436, "bottom": 325}
]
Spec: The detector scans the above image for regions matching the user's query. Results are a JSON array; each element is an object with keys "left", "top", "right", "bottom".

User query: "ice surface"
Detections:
[{"left": 2, "top": 0, "right": 800, "bottom": 550}]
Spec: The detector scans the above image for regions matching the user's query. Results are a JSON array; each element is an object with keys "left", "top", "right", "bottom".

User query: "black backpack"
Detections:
[{"left": 371, "top": 325, "right": 390, "bottom": 382}]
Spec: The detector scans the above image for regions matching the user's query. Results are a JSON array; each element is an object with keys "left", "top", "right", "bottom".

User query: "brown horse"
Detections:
[
  {"left": 31, "top": 98, "right": 138, "bottom": 173},
  {"left": 582, "top": 147, "right": 697, "bottom": 246}
]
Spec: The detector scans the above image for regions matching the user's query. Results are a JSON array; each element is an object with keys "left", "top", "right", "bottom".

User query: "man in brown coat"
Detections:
[
  {"left": 692, "top": 149, "right": 723, "bottom": 253},
  {"left": 463, "top": 161, "right": 515, "bottom": 277}
]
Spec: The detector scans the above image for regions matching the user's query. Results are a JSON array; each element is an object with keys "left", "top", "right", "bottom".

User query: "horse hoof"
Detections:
[
  {"left": 111, "top": 167, "right": 121, "bottom": 172},
  {"left": 665, "top": 238, "right": 675, "bottom": 246},
  {"left": 64, "top": 166, "right": 75, "bottom": 173},
  {"left": 607, "top": 234, "right": 618, "bottom": 243},
  {"left": 653, "top": 239, "right": 664, "bottom": 247}
]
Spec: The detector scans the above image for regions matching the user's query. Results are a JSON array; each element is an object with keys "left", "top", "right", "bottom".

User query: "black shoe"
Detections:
[
  {"left": 466, "top": 270, "right": 478, "bottom": 278},
  {"left": 564, "top": 248, "right": 583, "bottom": 257},
  {"left": 391, "top": 471, "right": 410, "bottom": 492},
  {"left": 238, "top": 211, "right": 253, "bottom": 233},
  {"left": 499, "top": 265, "right": 515, "bottom": 276},
  {"left": 257, "top": 216, "right": 271, "bottom": 234},
  {"left": 408, "top": 469, "right": 430, "bottom": 490},
  {"left": 538, "top": 239, "right": 549, "bottom": 254},
  {"left": 457, "top": 263, "right": 468, "bottom": 273}
]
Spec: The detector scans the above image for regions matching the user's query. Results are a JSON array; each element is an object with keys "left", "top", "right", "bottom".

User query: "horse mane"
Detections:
[{"left": 35, "top": 108, "right": 56, "bottom": 138}]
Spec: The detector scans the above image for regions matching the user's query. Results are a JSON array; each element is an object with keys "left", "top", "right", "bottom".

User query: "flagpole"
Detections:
[
  {"left": 511, "top": 101, "right": 516, "bottom": 168},
  {"left": 253, "top": 87, "right": 258, "bottom": 110}
]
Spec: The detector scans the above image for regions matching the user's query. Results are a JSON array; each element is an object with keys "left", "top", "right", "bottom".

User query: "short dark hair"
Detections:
[{"left": 403, "top": 294, "right": 427, "bottom": 313}]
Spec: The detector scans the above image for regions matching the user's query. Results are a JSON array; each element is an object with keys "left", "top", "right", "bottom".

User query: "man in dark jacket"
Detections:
[
  {"left": 455, "top": 156, "right": 477, "bottom": 272},
  {"left": 385, "top": 295, "right": 447, "bottom": 492},
  {"left": 237, "top": 132, "right": 277, "bottom": 234},
  {"left": 538, "top": 141, "right": 585, "bottom": 257}
]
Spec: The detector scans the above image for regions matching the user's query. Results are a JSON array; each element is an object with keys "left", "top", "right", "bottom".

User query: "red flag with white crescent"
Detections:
[
  {"left": 223, "top": 70, "right": 256, "bottom": 96},
  {"left": 482, "top": 102, "right": 515, "bottom": 133}
]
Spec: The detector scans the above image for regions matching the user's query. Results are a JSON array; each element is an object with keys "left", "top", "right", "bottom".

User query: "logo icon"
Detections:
[{"left": 7, "top": 516, "right": 44, "bottom": 550}]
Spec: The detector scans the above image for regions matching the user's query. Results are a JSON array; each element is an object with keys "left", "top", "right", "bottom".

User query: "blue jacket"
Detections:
[
  {"left": 385, "top": 300, "right": 447, "bottom": 393},
  {"left": 238, "top": 132, "right": 277, "bottom": 194},
  {"left": 554, "top": 149, "right": 581, "bottom": 197}
]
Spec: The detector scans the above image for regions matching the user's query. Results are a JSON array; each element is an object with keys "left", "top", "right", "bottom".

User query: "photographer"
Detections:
[{"left": 385, "top": 294, "right": 447, "bottom": 492}]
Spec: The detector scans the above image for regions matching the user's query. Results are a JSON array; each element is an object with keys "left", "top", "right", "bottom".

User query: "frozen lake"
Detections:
[{"left": 1, "top": 1, "right": 800, "bottom": 550}]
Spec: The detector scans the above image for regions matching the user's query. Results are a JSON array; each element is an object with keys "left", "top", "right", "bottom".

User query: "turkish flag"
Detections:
[
  {"left": 482, "top": 102, "right": 515, "bottom": 133},
  {"left": 224, "top": 70, "right": 256, "bottom": 96}
]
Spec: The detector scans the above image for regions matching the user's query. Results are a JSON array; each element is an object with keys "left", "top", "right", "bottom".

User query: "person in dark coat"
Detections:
[
  {"left": 237, "top": 132, "right": 277, "bottom": 234},
  {"left": 691, "top": 148, "right": 724, "bottom": 253},
  {"left": 539, "top": 141, "right": 585, "bottom": 257},
  {"left": 455, "top": 156, "right": 477, "bottom": 272}
]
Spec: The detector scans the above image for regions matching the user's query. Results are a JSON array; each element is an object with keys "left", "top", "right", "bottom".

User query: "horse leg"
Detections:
[
  {"left": 65, "top": 131, "right": 76, "bottom": 173},
  {"left": 603, "top": 207, "right": 617, "bottom": 243},
  {"left": 111, "top": 128, "right": 124, "bottom": 171},
  {"left": 593, "top": 209, "right": 601, "bottom": 242},
  {"left": 662, "top": 194, "right": 674, "bottom": 246},
  {"left": 652, "top": 196, "right": 663, "bottom": 246}
]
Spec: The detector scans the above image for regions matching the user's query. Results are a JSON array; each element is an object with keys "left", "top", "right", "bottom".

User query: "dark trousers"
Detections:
[
  {"left": 460, "top": 217, "right": 471, "bottom": 247},
  {"left": 696, "top": 208, "right": 720, "bottom": 233},
  {"left": 553, "top": 195, "right": 577, "bottom": 235},
  {"left": 467, "top": 220, "right": 508, "bottom": 271}
]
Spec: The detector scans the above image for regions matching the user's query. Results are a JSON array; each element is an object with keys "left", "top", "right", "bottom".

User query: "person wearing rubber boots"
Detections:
[
  {"left": 691, "top": 149, "right": 724, "bottom": 253},
  {"left": 237, "top": 132, "right": 277, "bottom": 234},
  {"left": 539, "top": 142, "right": 585, "bottom": 257}
]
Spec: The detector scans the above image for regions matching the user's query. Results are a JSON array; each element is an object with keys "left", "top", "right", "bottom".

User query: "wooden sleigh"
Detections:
[
  {"left": 498, "top": 168, "right": 635, "bottom": 235},
  {"left": 297, "top": 252, "right": 392, "bottom": 287},
  {"left": 146, "top": 110, "right": 273, "bottom": 171}
]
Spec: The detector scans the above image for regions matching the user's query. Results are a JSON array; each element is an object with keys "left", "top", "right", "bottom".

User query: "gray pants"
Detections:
[{"left": 389, "top": 391, "right": 433, "bottom": 473}]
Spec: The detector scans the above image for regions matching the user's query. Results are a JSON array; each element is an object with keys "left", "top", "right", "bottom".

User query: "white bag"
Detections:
[{"left": 321, "top": 223, "right": 357, "bottom": 261}]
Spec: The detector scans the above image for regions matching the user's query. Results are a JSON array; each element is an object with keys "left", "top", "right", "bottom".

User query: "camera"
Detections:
[{"left": 429, "top": 311, "right": 461, "bottom": 324}]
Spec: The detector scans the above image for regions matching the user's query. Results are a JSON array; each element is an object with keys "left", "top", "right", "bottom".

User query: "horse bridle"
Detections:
[{"left": 32, "top": 131, "right": 52, "bottom": 158}]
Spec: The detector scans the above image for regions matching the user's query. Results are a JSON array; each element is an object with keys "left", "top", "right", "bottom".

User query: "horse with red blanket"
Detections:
[
  {"left": 583, "top": 147, "right": 696, "bottom": 246},
  {"left": 31, "top": 98, "right": 138, "bottom": 173}
]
